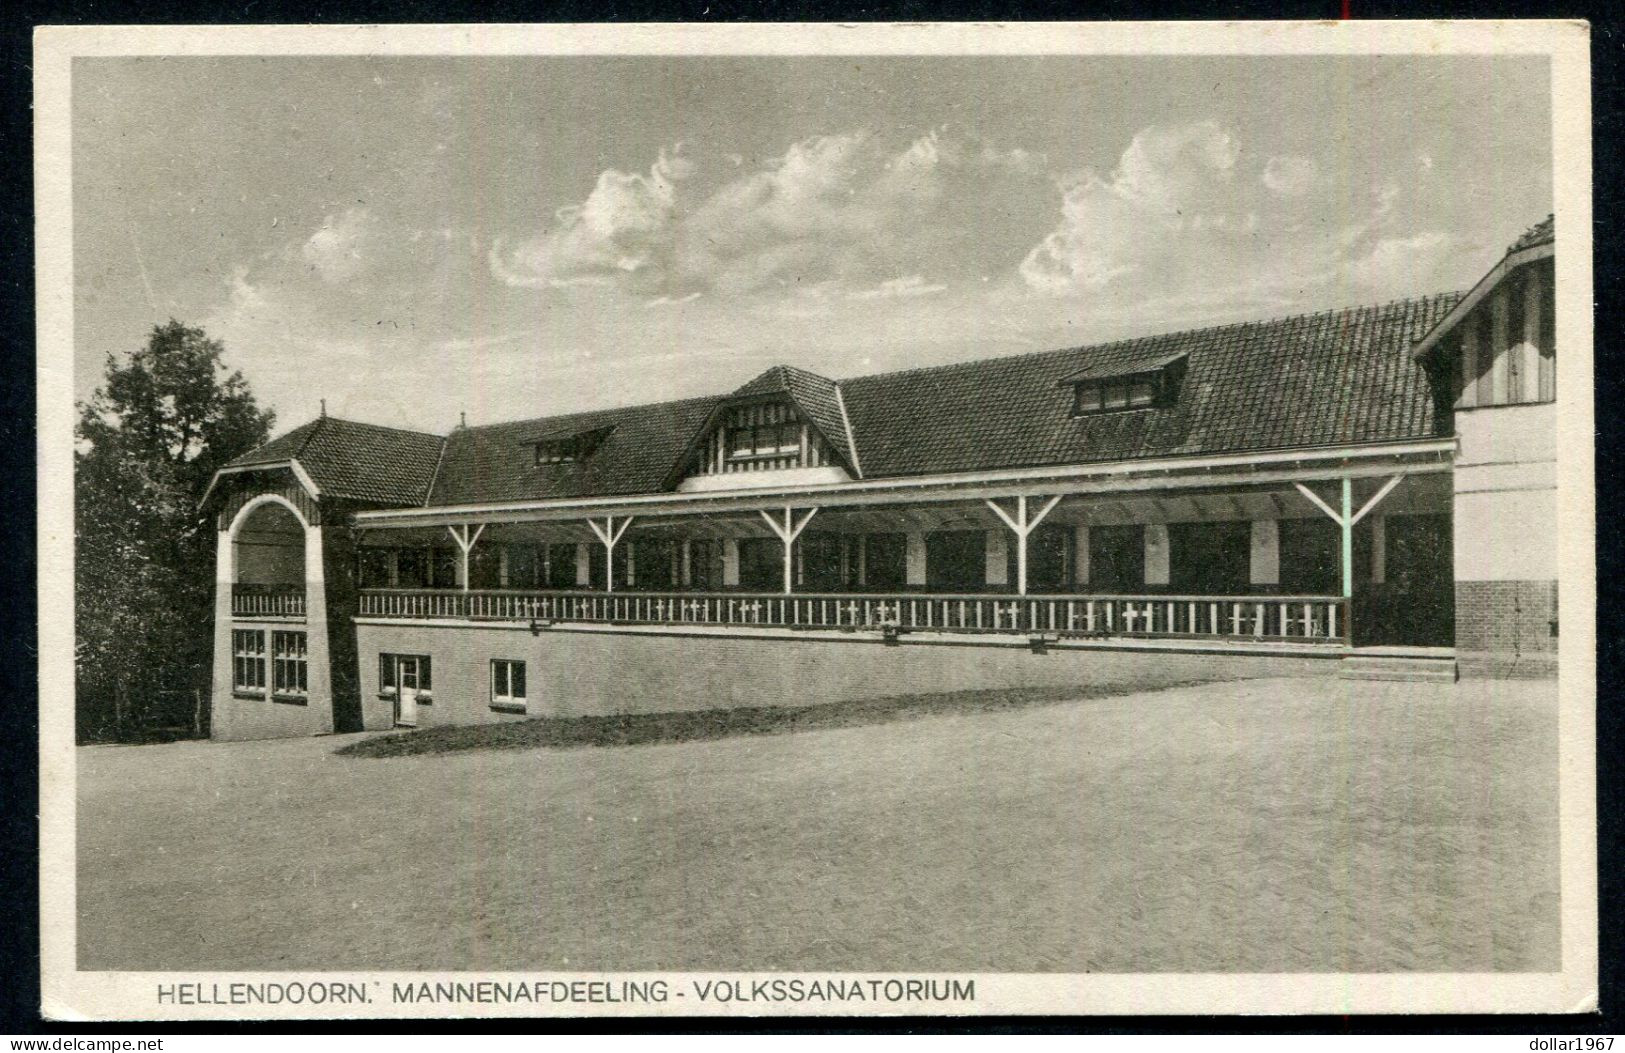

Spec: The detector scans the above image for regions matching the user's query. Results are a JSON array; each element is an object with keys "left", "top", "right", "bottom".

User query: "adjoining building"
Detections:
[{"left": 201, "top": 217, "right": 1558, "bottom": 740}]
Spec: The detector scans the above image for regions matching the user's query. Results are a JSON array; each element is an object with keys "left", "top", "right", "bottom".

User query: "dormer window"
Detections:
[
  {"left": 527, "top": 425, "right": 613, "bottom": 467},
  {"left": 534, "top": 440, "right": 580, "bottom": 465},
  {"left": 1061, "top": 351, "right": 1187, "bottom": 417},
  {"left": 727, "top": 411, "right": 801, "bottom": 463},
  {"left": 1073, "top": 373, "right": 1161, "bottom": 415}
]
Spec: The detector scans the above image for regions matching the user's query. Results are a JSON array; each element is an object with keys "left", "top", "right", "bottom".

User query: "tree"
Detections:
[{"left": 75, "top": 321, "right": 274, "bottom": 741}]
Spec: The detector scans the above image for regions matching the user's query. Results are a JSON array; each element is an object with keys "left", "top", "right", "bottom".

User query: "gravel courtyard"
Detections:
[{"left": 77, "top": 675, "right": 1560, "bottom": 973}]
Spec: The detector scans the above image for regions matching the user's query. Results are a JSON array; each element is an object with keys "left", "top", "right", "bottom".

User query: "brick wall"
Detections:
[
  {"left": 1454, "top": 579, "right": 1558, "bottom": 678},
  {"left": 353, "top": 621, "right": 1340, "bottom": 729}
]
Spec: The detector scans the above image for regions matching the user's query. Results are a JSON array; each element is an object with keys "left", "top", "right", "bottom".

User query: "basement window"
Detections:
[{"left": 490, "top": 659, "right": 527, "bottom": 713}]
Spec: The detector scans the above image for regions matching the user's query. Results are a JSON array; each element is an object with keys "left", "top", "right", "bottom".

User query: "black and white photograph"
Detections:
[{"left": 35, "top": 21, "right": 1595, "bottom": 1019}]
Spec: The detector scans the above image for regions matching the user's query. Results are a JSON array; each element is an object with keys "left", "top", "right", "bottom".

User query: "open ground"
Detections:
[{"left": 77, "top": 676, "right": 1559, "bottom": 973}]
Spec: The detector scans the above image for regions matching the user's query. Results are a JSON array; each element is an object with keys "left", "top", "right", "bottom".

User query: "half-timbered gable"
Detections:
[{"left": 672, "top": 366, "right": 857, "bottom": 491}]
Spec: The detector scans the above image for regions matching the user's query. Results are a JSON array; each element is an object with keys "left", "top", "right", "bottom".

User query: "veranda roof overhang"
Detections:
[{"left": 350, "top": 438, "right": 1455, "bottom": 532}]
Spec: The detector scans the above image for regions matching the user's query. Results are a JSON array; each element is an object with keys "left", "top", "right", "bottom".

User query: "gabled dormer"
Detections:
[
  {"left": 1058, "top": 350, "right": 1188, "bottom": 416},
  {"left": 672, "top": 366, "right": 860, "bottom": 492}
]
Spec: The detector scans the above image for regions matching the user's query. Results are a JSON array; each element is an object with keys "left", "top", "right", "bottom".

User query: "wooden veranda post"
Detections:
[
  {"left": 1341, "top": 477, "right": 1353, "bottom": 599},
  {"left": 585, "top": 515, "right": 635, "bottom": 594},
  {"left": 759, "top": 506, "right": 819, "bottom": 594},
  {"left": 985, "top": 494, "right": 1062, "bottom": 595},
  {"left": 1292, "top": 473, "right": 1407, "bottom": 605},
  {"left": 446, "top": 523, "right": 486, "bottom": 593}
]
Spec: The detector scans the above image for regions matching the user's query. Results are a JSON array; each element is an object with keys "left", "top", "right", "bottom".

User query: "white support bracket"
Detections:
[
  {"left": 1349, "top": 474, "right": 1406, "bottom": 527},
  {"left": 759, "top": 506, "right": 819, "bottom": 594},
  {"left": 585, "top": 515, "right": 635, "bottom": 593},
  {"left": 1292, "top": 474, "right": 1406, "bottom": 598},
  {"left": 446, "top": 523, "right": 486, "bottom": 592},
  {"left": 1293, "top": 474, "right": 1407, "bottom": 529},
  {"left": 984, "top": 494, "right": 1062, "bottom": 595}
]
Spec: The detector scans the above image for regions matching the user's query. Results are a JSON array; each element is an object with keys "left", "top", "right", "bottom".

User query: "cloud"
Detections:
[
  {"left": 1350, "top": 232, "right": 1451, "bottom": 289},
  {"left": 847, "top": 275, "right": 949, "bottom": 300},
  {"left": 489, "top": 146, "right": 695, "bottom": 290},
  {"left": 1014, "top": 118, "right": 1469, "bottom": 324},
  {"left": 1019, "top": 121, "right": 1243, "bottom": 293},
  {"left": 301, "top": 207, "right": 376, "bottom": 284},
  {"left": 437, "top": 328, "right": 543, "bottom": 353},
  {"left": 1262, "top": 155, "right": 1318, "bottom": 197},
  {"left": 491, "top": 129, "right": 1048, "bottom": 298},
  {"left": 645, "top": 291, "right": 702, "bottom": 308}
]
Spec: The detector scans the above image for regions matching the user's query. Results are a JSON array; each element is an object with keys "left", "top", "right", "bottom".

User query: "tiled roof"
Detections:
[
  {"left": 838, "top": 293, "right": 1462, "bottom": 478},
  {"left": 428, "top": 395, "right": 720, "bottom": 506},
  {"left": 225, "top": 416, "right": 445, "bottom": 505},
  {"left": 226, "top": 291, "right": 1464, "bottom": 509},
  {"left": 1509, "top": 214, "right": 1554, "bottom": 255}
]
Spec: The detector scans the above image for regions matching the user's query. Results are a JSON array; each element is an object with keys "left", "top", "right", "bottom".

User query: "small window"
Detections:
[
  {"left": 232, "top": 630, "right": 265, "bottom": 695},
  {"left": 723, "top": 404, "right": 803, "bottom": 463},
  {"left": 1072, "top": 371, "right": 1167, "bottom": 416},
  {"left": 271, "top": 631, "right": 308, "bottom": 702},
  {"left": 535, "top": 441, "right": 577, "bottom": 465},
  {"left": 491, "top": 659, "right": 527, "bottom": 712},
  {"left": 532, "top": 426, "right": 613, "bottom": 465}
]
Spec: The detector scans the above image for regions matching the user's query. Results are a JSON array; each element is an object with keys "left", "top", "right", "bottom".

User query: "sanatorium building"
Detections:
[{"left": 200, "top": 216, "right": 1561, "bottom": 739}]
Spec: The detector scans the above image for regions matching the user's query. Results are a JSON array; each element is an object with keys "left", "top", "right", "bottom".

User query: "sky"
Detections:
[{"left": 72, "top": 54, "right": 1553, "bottom": 435}]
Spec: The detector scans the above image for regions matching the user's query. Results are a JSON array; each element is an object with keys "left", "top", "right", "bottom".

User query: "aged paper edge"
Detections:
[{"left": 34, "top": 20, "right": 1597, "bottom": 1021}]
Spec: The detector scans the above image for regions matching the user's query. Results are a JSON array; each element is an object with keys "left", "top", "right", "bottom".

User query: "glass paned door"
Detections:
[{"left": 394, "top": 656, "right": 421, "bottom": 727}]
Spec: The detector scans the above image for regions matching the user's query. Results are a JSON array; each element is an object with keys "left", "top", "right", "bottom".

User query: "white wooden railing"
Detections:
[
  {"left": 232, "top": 584, "right": 306, "bottom": 619},
  {"left": 357, "top": 588, "right": 1348, "bottom": 644}
]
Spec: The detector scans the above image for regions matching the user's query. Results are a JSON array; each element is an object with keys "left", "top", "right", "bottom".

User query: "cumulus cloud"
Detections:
[
  {"left": 1019, "top": 121, "right": 1243, "bottom": 293},
  {"left": 491, "top": 129, "right": 1048, "bottom": 298},
  {"left": 489, "top": 146, "right": 695, "bottom": 289},
  {"left": 1262, "top": 155, "right": 1318, "bottom": 197},
  {"left": 1015, "top": 118, "right": 1465, "bottom": 319}
]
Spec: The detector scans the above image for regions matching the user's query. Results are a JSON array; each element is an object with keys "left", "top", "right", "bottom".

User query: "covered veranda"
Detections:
[{"left": 349, "top": 442, "right": 1455, "bottom": 649}]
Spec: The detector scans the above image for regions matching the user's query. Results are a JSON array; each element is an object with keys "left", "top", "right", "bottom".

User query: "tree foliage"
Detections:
[{"left": 75, "top": 321, "right": 274, "bottom": 741}]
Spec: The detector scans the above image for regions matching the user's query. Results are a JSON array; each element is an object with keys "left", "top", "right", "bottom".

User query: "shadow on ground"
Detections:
[{"left": 335, "top": 678, "right": 1225, "bottom": 758}]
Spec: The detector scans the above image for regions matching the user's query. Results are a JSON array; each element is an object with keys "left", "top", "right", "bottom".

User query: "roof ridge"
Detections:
[
  {"left": 459, "top": 392, "right": 722, "bottom": 436},
  {"left": 422, "top": 436, "right": 449, "bottom": 507},
  {"left": 838, "top": 290, "right": 1466, "bottom": 388},
  {"left": 292, "top": 415, "right": 324, "bottom": 459},
  {"left": 316, "top": 415, "right": 447, "bottom": 441}
]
